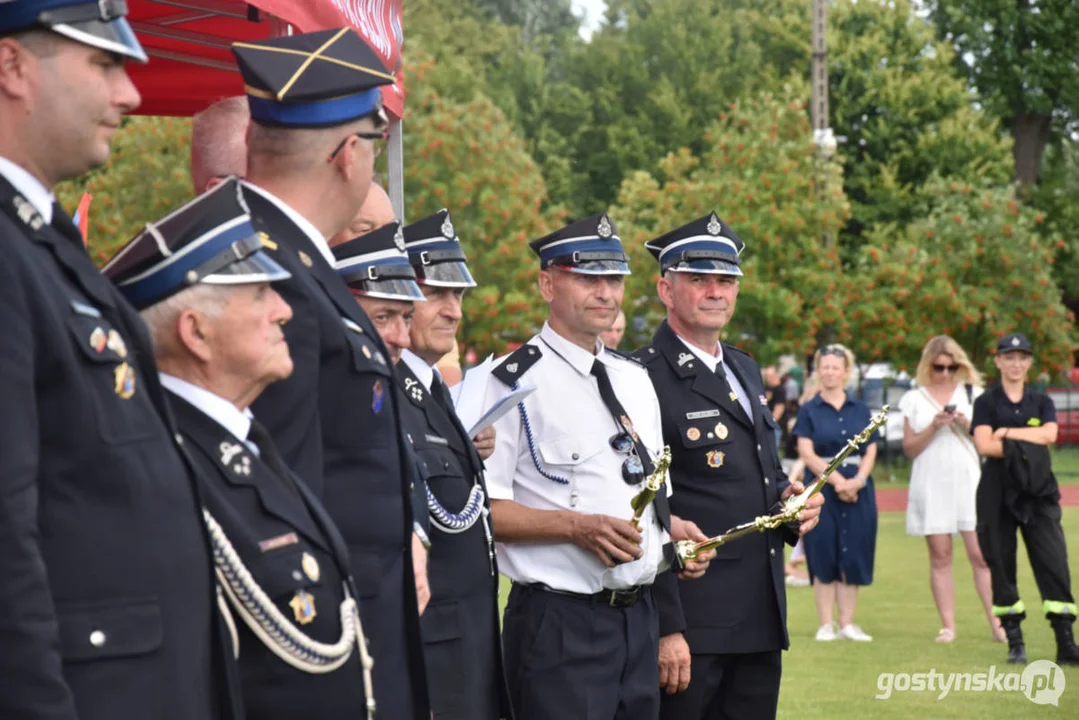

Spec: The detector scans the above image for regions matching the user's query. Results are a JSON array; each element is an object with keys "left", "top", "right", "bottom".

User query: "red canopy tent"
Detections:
[{"left": 126, "top": 0, "right": 404, "bottom": 118}]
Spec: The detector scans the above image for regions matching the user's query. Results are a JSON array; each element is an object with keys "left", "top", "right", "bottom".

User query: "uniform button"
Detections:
[
  {"left": 572, "top": 453, "right": 580, "bottom": 460},
  {"left": 841, "top": 430, "right": 847, "bottom": 435},
  {"left": 292, "top": 570, "right": 303, "bottom": 581},
  {"left": 770, "top": 548, "right": 776, "bottom": 557},
  {"left": 764, "top": 478, "right": 770, "bottom": 486},
  {"left": 443, "top": 461, "right": 451, "bottom": 470},
  {"left": 757, "top": 444, "right": 762, "bottom": 452},
  {"left": 89, "top": 630, "right": 106, "bottom": 647},
  {"left": 174, "top": 434, "right": 184, "bottom": 444},
  {"left": 839, "top": 418, "right": 844, "bottom": 423}
]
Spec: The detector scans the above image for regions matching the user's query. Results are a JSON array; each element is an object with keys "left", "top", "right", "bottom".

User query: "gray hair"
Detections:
[
  {"left": 191, "top": 97, "right": 250, "bottom": 193},
  {"left": 139, "top": 284, "right": 233, "bottom": 358}
]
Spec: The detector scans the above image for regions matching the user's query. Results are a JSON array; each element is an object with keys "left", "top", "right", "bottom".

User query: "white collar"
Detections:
[
  {"left": 160, "top": 373, "right": 253, "bottom": 443},
  {"left": 0, "top": 156, "right": 55, "bottom": 224},
  {"left": 539, "top": 321, "right": 622, "bottom": 376},
  {"left": 241, "top": 180, "right": 335, "bottom": 267},
  {"left": 401, "top": 349, "right": 436, "bottom": 391},
  {"left": 676, "top": 334, "right": 724, "bottom": 372}
]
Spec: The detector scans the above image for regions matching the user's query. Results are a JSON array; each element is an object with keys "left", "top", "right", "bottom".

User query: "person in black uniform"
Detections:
[
  {"left": 633, "top": 212, "right": 822, "bottom": 720},
  {"left": 399, "top": 209, "right": 513, "bottom": 720},
  {"left": 971, "top": 332, "right": 1079, "bottom": 666},
  {"left": 0, "top": 4, "right": 239, "bottom": 719},
  {"left": 104, "top": 178, "right": 383, "bottom": 719},
  {"left": 232, "top": 29, "right": 430, "bottom": 720}
]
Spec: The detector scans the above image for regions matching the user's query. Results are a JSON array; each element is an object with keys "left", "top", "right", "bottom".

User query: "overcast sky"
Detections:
[{"left": 571, "top": 0, "right": 607, "bottom": 37}]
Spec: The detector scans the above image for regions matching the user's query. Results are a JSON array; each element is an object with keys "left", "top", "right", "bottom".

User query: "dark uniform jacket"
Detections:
[
  {"left": 396, "top": 361, "right": 513, "bottom": 719},
  {"left": 635, "top": 321, "right": 795, "bottom": 655},
  {"left": 0, "top": 176, "right": 237, "bottom": 720},
  {"left": 169, "top": 391, "right": 374, "bottom": 719},
  {"left": 242, "top": 186, "right": 429, "bottom": 719}
]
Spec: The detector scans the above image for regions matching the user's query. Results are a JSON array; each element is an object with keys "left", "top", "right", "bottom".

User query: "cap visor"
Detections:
[
  {"left": 202, "top": 250, "right": 291, "bottom": 285},
  {"left": 418, "top": 261, "right": 478, "bottom": 287},
  {"left": 668, "top": 259, "right": 743, "bottom": 276},
  {"left": 52, "top": 17, "right": 148, "bottom": 63},
  {"left": 556, "top": 260, "right": 631, "bottom": 276},
  {"left": 353, "top": 278, "right": 427, "bottom": 302}
]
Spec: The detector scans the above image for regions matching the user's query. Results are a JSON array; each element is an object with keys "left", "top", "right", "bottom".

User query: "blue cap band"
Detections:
[
  {"left": 117, "top": 222, "right": 256, "bottom": 308},
  {"left": 248, "top": 87, "right": 382, "bottom": 128}
]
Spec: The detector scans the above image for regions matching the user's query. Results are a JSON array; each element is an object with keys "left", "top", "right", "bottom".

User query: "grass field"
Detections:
[
  {"left": 497, "top": 509, "right": 1079, "bottom": 718},
  {"left": 874, "top": 446, "right": 1079, "bottom": 487}
]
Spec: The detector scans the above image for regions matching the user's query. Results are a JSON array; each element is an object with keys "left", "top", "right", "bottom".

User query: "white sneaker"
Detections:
[
  {"left": 838, "top": 624, "right": 873, "bottom": 642},
  {"left": 815, "top": 623, "right": 838, "bottom": 641},
  {"left": 786, "top": 574, "right": 810, "bottom": 587}
]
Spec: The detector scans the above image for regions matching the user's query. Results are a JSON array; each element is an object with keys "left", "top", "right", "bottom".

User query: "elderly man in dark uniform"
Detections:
[
  {"left": 633, "top": 213, "right": 822, "bottom": 720},
  {"left": 232, "top": 29, "right": 430, "bottom": 720},
  {"left": 105, "top": 179, "right": 383, "bottom": 719},
  {"left": 0, "top": 3, "right": 238, "bottom": 719},
  {"left": 397, "top": 209, "right": 512, "bottom": 720}
]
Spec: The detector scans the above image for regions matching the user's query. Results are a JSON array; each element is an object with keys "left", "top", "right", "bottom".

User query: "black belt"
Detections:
[{"left": 523, "top": 582, "right": 649, "bottom": 609}]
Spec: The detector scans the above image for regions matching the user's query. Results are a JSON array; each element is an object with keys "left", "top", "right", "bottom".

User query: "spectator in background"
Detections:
[
  {"left": 763, "top": 365, "right": 786, "bottom": 450},
  {"left": 599, "top": 308, "right": 626, "bottom": 349},
  {"left": 328, "top": 181, "right": 396, "bottom": 248},
  {"left": 190, "top": 96, "right": 249, "bottom": 194},
  {"left": 794, "top": 344, "right": 879, "bottom": 642},
  {"left": 899, "top": 335, "right": 1001, "bottom": 644}
]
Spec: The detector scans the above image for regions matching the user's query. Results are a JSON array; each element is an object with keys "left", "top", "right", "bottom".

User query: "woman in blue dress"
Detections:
[{"left": 793, "top": 344, "right": 879, "bottom": 642}]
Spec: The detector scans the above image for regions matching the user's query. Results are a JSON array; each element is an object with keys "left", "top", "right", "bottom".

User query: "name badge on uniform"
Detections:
[
  {"left": 71, "top": 300, "right": 102, "bottom": 318},
  {"left": 425, "top": 434, "right": 449, "bottom": 446},
  {"left": 686, "top": 409, "right": 720, "bottom": 420},
  {"left": 258, "top": 532, "right": 299, "bottom": 552}
]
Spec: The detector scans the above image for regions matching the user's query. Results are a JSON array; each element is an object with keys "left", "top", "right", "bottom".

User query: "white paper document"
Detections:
[
  {"left": 466, "top": 386, "right": 536, "bottom": 437},
  {"left": 451, "top": 354, "right": 535, "bottom": 436}
]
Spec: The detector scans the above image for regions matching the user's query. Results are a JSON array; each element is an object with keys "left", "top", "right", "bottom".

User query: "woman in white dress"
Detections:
[{"left": 899, "top": 335, "right": 1004, "bottom": 644}]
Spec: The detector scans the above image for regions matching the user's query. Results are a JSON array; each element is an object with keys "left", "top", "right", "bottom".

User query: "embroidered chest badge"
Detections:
[
  {"left": 371, "top": 380, "right": 384, "bottom": 414},
  {"left": 114, "top": 362, "right": 136, "bottom": 399},
  {"left": 289, "top": 590, "right": 317, "bottom": 625},
  {"left": 706, "top": 450, "right": 725, "bottom": 468}
]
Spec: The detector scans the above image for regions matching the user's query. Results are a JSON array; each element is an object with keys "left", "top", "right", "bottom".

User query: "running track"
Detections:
[{"left": 876, "top": 485, "right": 1079, "bottom": 512}]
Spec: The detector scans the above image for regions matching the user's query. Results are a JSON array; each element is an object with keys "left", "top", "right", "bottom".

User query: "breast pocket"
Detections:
[
  {"left": 538, "top": 434, "right": 607, "bottom": 473},
  {"left": 245, "top": 547, "right": 325, "bottom": 601},
  {"left": 675, "top": 418, "right": 736, "bottom": 475},
  {"left": 58, "top": 597, "right": 163, "bottom": 662},
  {"left": 65, "top": 312, "right": 157, "bottom": 445},
  {"left": 342, "top": 318, "right": 392, "bottom": 378}
]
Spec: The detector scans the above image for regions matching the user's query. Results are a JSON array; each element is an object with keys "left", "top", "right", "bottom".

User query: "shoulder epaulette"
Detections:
[
  {"left": 492, "top": 344, "right": 542, "bottom": 386},
  {"left": 631, "top": 345, "right": 662, "bottom": 364},
  {"left": 606, "top": 347, "right": 645, "bottom": 368}
]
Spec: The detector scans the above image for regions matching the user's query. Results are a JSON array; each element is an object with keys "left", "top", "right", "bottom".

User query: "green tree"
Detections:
[
  {"left": 1029, "top": 140, "right": 1079, "bottom": 312},
  {"left": 403, "top": 56, "right": 559, "bottom": 355},
  {"left": 847, "top": 177, "right": 1074, "bottom": 376},
  {"left": 55, "top": 116, "right": 193, "bottom": 267},
  {"left": 611, "top": 85, "right": 850, "bottom": 362},
  {"left": 930, "top": 0, "right": 1079, "bottom": 186}
]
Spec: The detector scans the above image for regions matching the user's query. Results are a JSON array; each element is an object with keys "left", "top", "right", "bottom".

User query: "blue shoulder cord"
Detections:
[{"left": 513, "top": 378, "right": 570, "bottom": 485}]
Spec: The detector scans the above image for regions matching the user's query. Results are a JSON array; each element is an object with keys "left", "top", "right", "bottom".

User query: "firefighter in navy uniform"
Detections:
[
  {"left": 971, "top": 332, "right": 1079, "bottom": 667},
  {"left": 0, "top": 4, "right": 239, "bottom": 719},
  {"left": 398, "top": 209, "right": 512, "bottom": 720},
  {"left": 232, "top": 30, "right": 430, "bottom": 719},
  {"left": 632, "top": 213, "right": 822, "bottom": 720},
  {"left": 104, "top": 179, "right": 382, "bottom": 719}
]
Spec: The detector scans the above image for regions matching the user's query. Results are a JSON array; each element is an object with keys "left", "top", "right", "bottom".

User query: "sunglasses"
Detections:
[
  {"left": 609, "top": 432, "right": 645, "bottom": 485},
  {"left": 328, "top": 130, "right": 389, "bottom": 161},
  {"left": 932, "top": 363, "right": 960, "bottom": 373},
  {"left": 819, "top": 344, "right": 847, "bottom": 358}
]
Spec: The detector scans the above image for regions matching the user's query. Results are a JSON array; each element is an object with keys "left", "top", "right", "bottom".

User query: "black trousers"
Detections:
[
  {"left": 658, "top": 650, "right": 782, "bottom": 720},
  {"left": 503, "top": 583, "right": 660, "bottom": 720},
  {"left": 976, "top": 486, "right": 1074, "bottom": 615}
]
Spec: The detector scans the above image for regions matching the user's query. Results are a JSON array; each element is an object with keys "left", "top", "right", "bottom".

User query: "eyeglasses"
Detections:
[
  {"left": 609, "top": 432, "right": 645, "bottom": 485},
  {"left": 819, "top": 344, "right": 847, "bottom": 358},
  {"left": 932, "top": 363, "right": 960, "bottom": 374},
  {"left": 328, "top": 130, "right": 389, "bottom": 161}
]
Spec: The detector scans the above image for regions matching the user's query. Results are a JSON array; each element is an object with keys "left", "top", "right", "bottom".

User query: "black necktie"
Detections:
[
  {"left": 715, "top": 359, "right": 749, "bottom": 420},
  {"left": 248, "top": 419, "right": 304, "bottom": 503},
  {"left": 590, "top": 360, "right": 670, "bottom": 532},
  {"left": 51, "top": 202, "right": 85, "bottom": 247},
  {"left": 430, "top": 373, "right": 453, "bottom": 411}
]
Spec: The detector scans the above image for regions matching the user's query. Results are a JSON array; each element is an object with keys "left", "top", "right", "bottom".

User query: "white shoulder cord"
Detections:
[{"left": 204, "top": 510, "right": 377, "bottom": 719}]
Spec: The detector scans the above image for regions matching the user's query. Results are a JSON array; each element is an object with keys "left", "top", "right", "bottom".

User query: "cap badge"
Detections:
[
  {"left": 597, "top": 215, "right": 613, "bottom": 239},
  {"left": 707, "top": 214, "right": 722, "bottom": 236},
  {"left": 113, "top": 362, "right": 136, "bottom": 400},
  {"left": 706, "top": 450, "right": 725, "bottom": 468},
  {"left": 394, "top": 226, "right": 406, "bottom": 251},
  {"left": 1012, "top": 337, "right": 1020, "bottom": 347},
  {"left": 301, "top": 552, "right": 320, "bottom": 582},
  {"left": 289, "top": 591, "right": 317, "bottom": 625},
  {"left": 441, "top": 217, "right": 455, "bottom": 239}
]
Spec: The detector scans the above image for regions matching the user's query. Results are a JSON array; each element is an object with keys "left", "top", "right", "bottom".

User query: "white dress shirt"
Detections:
[
  {"left": 677, "top": 335, "right": 754, "bottom": 420},
  {"left": 241, "top": 180, "right": 335, "bottom": 267},
  {"left": 401, "top": 349, "right": 436, "bottom": 391},
  {"left": 0, "top": 156, "right": 55, "bottom": 224},
  {"left": 484, "top": 322, "right": 670, "bottom": 593},
  {"left": 160, "top": 374, "right": 258, "bottom": 455}
]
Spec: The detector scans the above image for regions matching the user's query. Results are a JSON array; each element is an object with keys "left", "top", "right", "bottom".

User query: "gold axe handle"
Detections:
[{"left": 629, "top": 446, "right": 672, "bottom": 531}]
